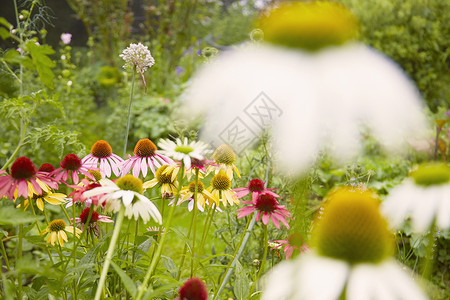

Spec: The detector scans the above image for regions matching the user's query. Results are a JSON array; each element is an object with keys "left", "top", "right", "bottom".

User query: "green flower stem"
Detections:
[
  {"left": 422, "top": 224, "right": 437, "bottom": 279},
  {"left": 28, "top": 201, "right": 54, "bottom": 265},
  {"left": 175, "top": 197, "right": 197, "bottom": 281},
  {"left": 17, "top": 223, "right": 23, "bottom": 300},
  {"left": 94, "top": 207, "right": 125, "bottom": 300},
  {"left": 136, "top": 164, "right": 185, "bottom": 300},
  {"left": 1, "top": 119, "right": 27, "bottom": 171},
  {"left": 199, "top": 203, "right": 216, "bottom": 257},
  {"left": 199, "top": 204, "right": 213, "bottom": 251},
  {"left": 72, "top": 203, "right": 77, "bottom": 267},
  {"left": 190, "top": 168, "right": 200, "bottom": 277},
  {"left": 123, "top": 67, "right": 136, "bottom": 158},
  {"left": 249, "top": 225, "right": 269, "bottom": 296},
  {"left": 132, "top": 220, "right": 139, "bottom": 265},
  {"left": 214, "top": 213, "right": 256, "bottom": 300},
  {"left": 0, "top": 237, "right": 10, "bottom": 272}
]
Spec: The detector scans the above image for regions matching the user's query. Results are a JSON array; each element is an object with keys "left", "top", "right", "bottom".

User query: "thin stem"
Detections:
[
  {"left": 0, "top": 238, "right": 10, "bottom": 272},
  {"left": 422, "top": 224, "right": 437, "bottom": 279},
  {"left": 17, "top": 223, "right": 23, "bottom": 300},
  {"left": 122, "top": 68, "right": 136, "bottom": 158},
  {"left": 175, "top": 198, "right": 197, "bottom": 281},
  {"left": 29, "top": 201, "right": 54, "bottom": 264},
  {"left": 249, "top": 225, "right": 268, "bottom": 295},
  {"left": 94, "top": 207, "right": 125, "bottom": 300},
  {"left": 190, "top": 168, "right": 200, "bottom": 277},
  {"left": 1, "top": 120, "right": 27, "bottom": 171},
  {"left": 136, "top": 164, "right": 185, "bottom": 300},
  {"left": 214, "top": 213, "right": 256, "bottom": 300}
]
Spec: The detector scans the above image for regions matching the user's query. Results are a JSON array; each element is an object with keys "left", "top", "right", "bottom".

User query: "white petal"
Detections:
[
  {"left": 261, "top": 260, "right": 297, "bottom": 300},
  {"left": 122, "top": 191, "right": 134, "bottom": 207}
]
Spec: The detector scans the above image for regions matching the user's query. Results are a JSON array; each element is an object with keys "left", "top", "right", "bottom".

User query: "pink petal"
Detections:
[
  {"left": 132, "top": 158, "right": 141, "bottom": 178},
  {"left": 234, "top": 189, "right": 250, "bottom": 199},
  {"left": 17, "top": 180, "right": 28, "bottom": 198},
  {"left": 270, "top": 213, "right": 280, "bottom": 229},
  {"left": 72, "top": 171, "right": 79, "bottom": 185},
  {"left": 100, "top": 158, "right": 111, "bottom": 177},
  {"left": 148, "top": 158, "right": 156, "bottom": 175},
  {"left": 285, "top": 246, "right": 294, "bottom": 259},
  {"left": 262, "top": 212, "right": 269, "bottom": 225},
  {"left": 273, "top": 212, "right": 290, "bottom": 229},
  {"left": 141, "top": 158, "right": 148, "bottom": 178},
  {"left": 237, "top": 207, "right": 255, "bottom": 218}
]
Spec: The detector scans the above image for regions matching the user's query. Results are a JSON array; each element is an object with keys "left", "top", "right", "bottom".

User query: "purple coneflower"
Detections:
[
  {"left": 233, "top": 178, "right": 280, "bottom": 203},
  {"left": 51, "top": 154, "right": 95, "bottom": 184},
  {"left": 82, "top": 140, "right": 123, "bottom": 178}
]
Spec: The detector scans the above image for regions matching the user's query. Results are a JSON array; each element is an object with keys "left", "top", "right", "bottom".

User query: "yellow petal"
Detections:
[
  {"left": 143, "top": 179, "right": 157, "bottom": 189},
  {"left": 50, "top": 232, "right": 57, "bottom": 245},
  {"left": 60, "top": 230, "right": 68, "bottom": 242},
  {"left": 37, "top": 198, "right": 44, "bottom": 211},
  {"left": 58, "top": 232, "right": 64, "bottom": 247}
]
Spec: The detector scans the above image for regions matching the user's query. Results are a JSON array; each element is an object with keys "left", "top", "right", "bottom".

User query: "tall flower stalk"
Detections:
[{"left": 119, "top": 43, "right": 155, "bottom": 158}]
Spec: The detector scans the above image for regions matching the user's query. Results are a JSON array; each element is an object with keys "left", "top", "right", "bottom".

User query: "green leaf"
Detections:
[
  {"left": 143, "top": 282, "right": 179, "bottom": 300},
  {"left": 0, "top": 27, "right": 10, "bottom": 40},
  {"left": 233, "top": 260, "right": 250, "bottom": 300},
  {"left": 3, "top": 49, "right": 34, "bottom": 69},
  {"left": 0, "top": 206, "right": 41, "bottom": 225},
  {"left": 79, "top": 233, "right": 111, "bottom": 265},
  {"left": 110, "top": 261, "right": 137, "bottom": 297},
  {"left": 0, "top": 17, "right": 12, "bottom": 29},
  {"left": 25, "top": 40, "right": 55, "bottom": 89}
]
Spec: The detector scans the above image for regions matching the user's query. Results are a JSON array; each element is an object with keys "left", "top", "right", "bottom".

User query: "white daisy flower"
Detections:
[
  {"left": 181, "top": 1, "right": 429, "bottom": 174},
  {"left": 83, "top": 175, "right": 162, "bottom": 224},
  {"left": 158, "top": 138, "right": 211, "bottom": 169},
  {"left": 262, "top": 186, "right": 428, "bottom": 300},
  {"left": 381, "top": 163, "right": 450, "bottom": 233}
]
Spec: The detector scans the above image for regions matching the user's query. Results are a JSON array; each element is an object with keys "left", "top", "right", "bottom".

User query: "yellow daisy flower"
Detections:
[
  {"left": 179, "top": 181, "right": 215, "bottom": 210},
  {"left": 143, "top": 164, "right": 179, "bottom": 196},
  {"left": 19, "top": 191, "right": 67, "bottom": 211},
  {"left": 207, "top": 170, "right": 239, "bottom": 207},
  {"left": 211, "top": 144, "right": 240, "bottom": 180},
  {"left": 42, "top": 219, "right": 82, "bottom": 247}
]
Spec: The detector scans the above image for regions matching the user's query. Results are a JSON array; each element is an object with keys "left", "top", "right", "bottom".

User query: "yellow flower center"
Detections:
[
  {"left": 410, "top": 163, "right": 450, "bottom": 186},
  {"left": 211, "top": 170, "right": 231, "bottom": 191},
  {"left": 116, "top": 174, "right": 143, "bottom": 194},
  {"left": 88, "top": 170, "right": 102, "bottom": 181},
  {"left": 189, "top": 181, "right": 205, "bottom": 194},
  {"left": 258, "top": 1, "right": 358, "bottom": 51},
  {"left": 312, "top": 187, "right": 394, "bottom": 264},
  {"left": 49, "top": 219, "right": 66, "bottom": 232},
  {"left": 91, "top": 140, "right": 113, "bottom": 158},
  {"left": 156, "top": 165, "right": 174, "bottom": 184},
  {"left": 213, "top": 144, "right": 236, "bottom": 165},
  {"left": 175, "top": 145, "right": 194, "bottom": 154},
  {"left": 134, "top": 139, "right": 157, "bottom": 157}
]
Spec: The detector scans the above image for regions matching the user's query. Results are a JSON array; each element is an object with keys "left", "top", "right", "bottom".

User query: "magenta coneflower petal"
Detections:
[
  {"left": 17, "top": 180, "right": 29, "bottom": 198},
  {"left": 273, "top": 212, "right": 290, "bottom": 229},
  {"left": 285, "top": 245, "right": 294, "bottom": 259},
  {"left": 234, "top": 190, "right": 250, "bottom": 199},
  {"left": 237, "top": 207, "right": 255, "bottom": 218},
  {"left": 271, "top": 213, "right": 281, "bottom": 229},
  {"left": 132, "top": 158, "right": 142, "bottom": 178},
  {"left": 262, "top": 212, "right": 270, "bottom": 225}
]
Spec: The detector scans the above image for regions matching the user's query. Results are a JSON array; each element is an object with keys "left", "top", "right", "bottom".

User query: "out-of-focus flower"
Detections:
[
  {"left": 211, "top": 144, "right": 240, "bottom": 179},
  {"left": 84, "top": 175, "right": 162, "bottom": 224},
  {"left": 72, "top": 207, "right": 113, "bottom": 236},
  {"left": 262, "top": 186, "right": 427, "bottom": 300},
  {"left": 82, "top": 140, "right": 123, "bottom": 178},
  {"left": 121, "top": 138, "right": 174, "bottom": 178},
  {"left": 158, "top": 138, "right": 210, "bottom": 170},
  {"left": 381, "top": 162, "right": 450, "bottom": 233},
  {"left": 38, "top": 163, "right": 55, "bottom": 173},
  {"left": 176, "top": 66, "right": 185, "bottom": 76},
  {"left": 42, "top": 219, "right": 81, "bottom": 247},
  {"left": 207, "top": 170, "right": 238, "bottom": 207},
  {"left": 51, "top": 154, "right": 95, "bottom": 184},
  {"left": 176, "top": 277, "right": 208, "bottom": 300},
  {"left": 270, "top": 233, "right": 310, "bottom": 259},
  {"left": 0, "top": 157, "right": 58, "bottom": 200},
  {"left": 181, "top": 1, "right": 429, "bottom": 175},
  {"left": 119, "top": 42, "right": 155, "bottom": 74},
  {"left": 237, "top": 192, "right": 290, "bottom": 229},
  {"left": 143, "top": 164, "right": 179, "bottom": 196},
  {"left": 233, "top": 178, "right": 279, "bottom": 203},
  {"left": 60, "top": 33, "right": 72, "bottom": 44}
]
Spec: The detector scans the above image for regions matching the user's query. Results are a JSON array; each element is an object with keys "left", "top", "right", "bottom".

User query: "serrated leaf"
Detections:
[
  {"left": 110, "top": 261, "right": 137, "bottom": 297},
  {"left": 26, "top": 40, "right": 55, "bottom": 89},
  {"left": 4, "top": 49, "right": 34, "bottom": 69},
  {"left": 0, "top": 206, "right": 41, "bottom": 225}
]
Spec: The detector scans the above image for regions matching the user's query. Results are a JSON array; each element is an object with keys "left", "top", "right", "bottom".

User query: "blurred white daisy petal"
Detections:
[{"left": 382, "top": 163, "right": 450, "bottom": 233}]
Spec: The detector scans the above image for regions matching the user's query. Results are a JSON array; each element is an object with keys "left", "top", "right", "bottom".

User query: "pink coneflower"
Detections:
[
  {"left": 38, "top": 163, "right": 55, "bottom": 173},
  {"left": 270, "top": 233, "right": 310, "bottom": 259},
  {"left": 51, "top": 154, "right": 95, "bottom": 184},
  {"left": 233, "top": 178, "right": 280, "bottom": 203},
  {"left": 0, "top": 157, "right": 58, "bottom": 200},
  {"left": 176, "top": 277, "right": 208, "bottom": 300},
  {"left": 72, "top": 207, "right": 113, "bottom": 237},
  {"left": 67, "top": 179, "right": 103, "bottom": 207},
  {"left": 237, "top": 192, "right": 291, "bottom": 229},
  {"left": 82, "top": 140, "right": 123, "bottom": 178},
  {"left": 121, "top": 138, "right": 173, "bottom": 178}
]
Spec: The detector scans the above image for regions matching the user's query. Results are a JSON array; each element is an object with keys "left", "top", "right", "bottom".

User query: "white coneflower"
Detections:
[
  {"left": 262, "top": 186, "right": 427, "bottom": 300},
  {"left": 181, "top": 1, "right": 429, "bottom": 175},
  {"left": 119, "top": 42, "right": 155, "bottom": 74},
  {"left": 381, "top": 162, "right": 450, "bottom": 233}
]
